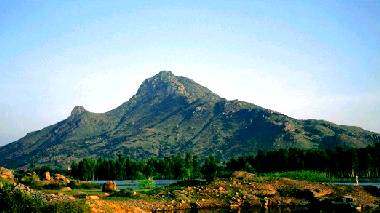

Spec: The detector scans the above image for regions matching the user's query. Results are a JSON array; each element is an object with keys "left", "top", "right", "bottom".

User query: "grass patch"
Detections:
[
  {"left": 42, "top": 188, "right": 101, "bottom": 197},
  {"left": 259, "top": 170, "right": 336, "bottom": 182},
  {"left": 138, "top": 178, "right": 156, "bottom": 189},
  {"left": 110, "top": 188, "right": 135, "bottom": 198},
  {"left": 68, "top": 181, "right": 100, "bottom": 189}
]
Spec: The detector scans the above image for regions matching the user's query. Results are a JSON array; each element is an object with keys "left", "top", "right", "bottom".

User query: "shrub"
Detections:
[
  {"left": 0, "top": 182, "right": 47, "bottom": 212},
  {"left": 138, "top": 178, "right": 156, "bottom": 189},
  {"left": 110, "top": 188, "right": 135, "bottom": 197},
  {"left": 0, "top": 182, "right": 88, "bottom": 212},
  {"left": 68, "top": 181, "right": 100, "bottom": 189},
  {"left": 260, "top": 170, "right": 334, "bottom": 182}
]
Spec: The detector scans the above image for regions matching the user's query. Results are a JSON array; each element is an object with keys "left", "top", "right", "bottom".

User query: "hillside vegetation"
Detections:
[{"left": 0, "top": 71, "right": 379, "bottom": 168}]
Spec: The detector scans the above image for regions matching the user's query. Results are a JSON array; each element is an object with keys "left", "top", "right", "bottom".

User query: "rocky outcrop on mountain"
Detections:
[{"left": 0, "top": 71, "right": 379, "bottom": 168}]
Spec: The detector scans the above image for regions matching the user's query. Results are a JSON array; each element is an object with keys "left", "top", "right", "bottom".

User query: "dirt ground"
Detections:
[{"left": 85, "top": 171, "right": 379, "bottom": 212}]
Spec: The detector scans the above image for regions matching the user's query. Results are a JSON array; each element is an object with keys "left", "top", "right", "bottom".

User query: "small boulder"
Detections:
[
  {"left": 43, "top": 171, "right": 51, "bottom": 181},
  {"left": 54, "top": 173, "right": 70, "bottom": 184},
  {"left": 86, "top": 195, "right": 99, "bottom": 200},
  {"left": 61, "top": 187, "right": 72, "bottom": 191},
  {"left": 102, "top": 181, "right": 117, "bottom": 192},
  {"left": 232, "top": 171, "right": 255, "bottom": 181},
  {"left": 0, "top": 167, "right": 14, "bottom": 181}
]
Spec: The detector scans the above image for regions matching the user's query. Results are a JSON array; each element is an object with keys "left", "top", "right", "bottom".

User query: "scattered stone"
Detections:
[
  {"left": 54, "top": 173, "right": 70, "bottom": 183},
  {"left": 87, "top": 195, "right": 100, "bottom": 200},
  {"left": 232, "top": 171, "right": 255, "bottom": 181},
  {"left": 60, "top": 187, "right": 72, "bottom": 191},
  {"left": 102, "top": 181, "right": 117, "bottom": 192}
]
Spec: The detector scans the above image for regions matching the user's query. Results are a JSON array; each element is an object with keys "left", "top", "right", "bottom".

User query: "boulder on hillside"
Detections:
[
  {"left": 102, "top": 181, "right": 117, "bottom": 192},
  {"left": 0, "top": 167, "right": 14, "bottom": 181},
  {"left": 232, "top": 171, "right": 256, "bottom": 181},
  {"left": 54, "top": 173, "right": 70, "bottom": 184},
  {"left": 43, "top": 171, "right": 51, "bottom": 181},
  {"left": 60, "top": 186, "right": 72, "bottom": 191}
]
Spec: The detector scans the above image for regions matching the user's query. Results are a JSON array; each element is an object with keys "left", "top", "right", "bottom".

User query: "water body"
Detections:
[
  {"left": 93, "top": 179, "right": 179, "bottom": 189},
  {"left": 333, "top": 182, "right": 380, "bottom": 188}
]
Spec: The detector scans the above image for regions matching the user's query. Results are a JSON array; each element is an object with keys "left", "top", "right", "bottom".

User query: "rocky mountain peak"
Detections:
[
  {"left": 70, "top": 106, "right": 86, "bottom": 116},
  {"left": 0, "top": 71, "right": 379, "bottom": 168},
  {"left": 154, "top": 70, "right": 175, "bottom": 81},
  {"left": 134, "top": 71, "right": 220, "bottom": 102}
]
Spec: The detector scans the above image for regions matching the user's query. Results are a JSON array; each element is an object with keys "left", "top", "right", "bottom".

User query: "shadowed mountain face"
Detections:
[{"left": 1, "top": 71, "right": 379, "bottom": 168}]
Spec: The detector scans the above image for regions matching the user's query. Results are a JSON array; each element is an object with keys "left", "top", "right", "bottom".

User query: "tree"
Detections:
[{"left": 201, "top": 155, "right": 218, "bottom": 181}]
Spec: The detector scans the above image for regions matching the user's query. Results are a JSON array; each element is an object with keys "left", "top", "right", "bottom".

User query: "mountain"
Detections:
[{"left": 0, "top": 71, "right": 379, "bottom": 168}]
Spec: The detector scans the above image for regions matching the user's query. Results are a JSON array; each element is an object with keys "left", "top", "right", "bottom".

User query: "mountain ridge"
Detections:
[{"left": 1, "top": 71, "right": 379, "bottom": 168}]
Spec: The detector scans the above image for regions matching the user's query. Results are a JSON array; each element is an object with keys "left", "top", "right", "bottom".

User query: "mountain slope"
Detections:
[{"left": 1, "top": 71, "right": 379, "bottom": 168}]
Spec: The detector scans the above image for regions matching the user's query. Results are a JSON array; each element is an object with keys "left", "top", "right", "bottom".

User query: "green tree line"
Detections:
[
  {"left": 70, "top": 143, "right": 380, "bottom": 181},
  {"left": 70, "top": 153, "right": 218, "bottom": 181},
  {"left": 227, "top": 143, "right": 380, "bottom": 178}
]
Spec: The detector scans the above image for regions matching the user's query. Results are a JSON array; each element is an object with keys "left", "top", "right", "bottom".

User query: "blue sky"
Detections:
[{"left": 0, "top": 0, "right": 379, "bottom": 145}]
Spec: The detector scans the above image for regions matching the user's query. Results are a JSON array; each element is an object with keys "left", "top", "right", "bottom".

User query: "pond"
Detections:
[
  {"left": 333, "top": 182, "right": 380, "bottom": 188},
  {"left": 93, "top": 179, "right": 179, "bottom": 189}
]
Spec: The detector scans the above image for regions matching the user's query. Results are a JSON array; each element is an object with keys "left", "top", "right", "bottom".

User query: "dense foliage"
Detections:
[
  {"left": 227, "top": 144, "right": 380, "bottom": 178},
  {"left": 70, "top": 144, "right": 380, "bottom": 181},
  {"left": 70, "top": 153, "right": 208, "bottom": 181},
  {"left": 0, "top": 181, "right": 87, "bottom": 212}
]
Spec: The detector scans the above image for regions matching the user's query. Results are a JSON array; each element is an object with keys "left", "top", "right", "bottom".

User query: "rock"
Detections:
[
  {"left": 0, "top": 167, "right": 14, "bottom": 181},
  {"left": 102, "top": 181, "right": 117, "bottom": 192},
  {"left": 232, "top": 171, "right": 255, "bottom": 181},
  {"left": 61, "top": 187, "right": 72, "bottom": 191},
  {"left": 86, "top": 195, "right": 99, "bottom": 200},
  {"left": 43, "top": 171, "right": 51, "bottom": 181},
  {"left": 54, "top": 173, "right": 70, "bottom": 183},
  {"left": 71, "top": 106, "right": 86, "bottom": 116}
]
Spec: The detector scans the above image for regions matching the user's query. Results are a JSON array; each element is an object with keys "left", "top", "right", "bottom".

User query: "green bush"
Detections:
[
  {"left": 110, "top": 188, "right": 135, "bottom": 197},
  {"left": 20, "top": 172, "right": 40, "bottom": 183},
  {"left": 260, "top": 170, "right": 335, "bottom": 182},
  {"left": 0, "top": 182, "right": 88, "bottom": 212},
  {"left": 0, "top": 182, "right": 47, "bottom": 212},
  {"left": 41, "top": 182, "right": 67, "bottom": 190},
  {"left": 138, "top": 178, "right": 156, "bottom": 189}
]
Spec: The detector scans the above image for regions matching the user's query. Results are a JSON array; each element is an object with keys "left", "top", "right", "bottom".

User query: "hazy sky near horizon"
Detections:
[{"left": 1, "top": 0, "right": 379, "bottom": 146}]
